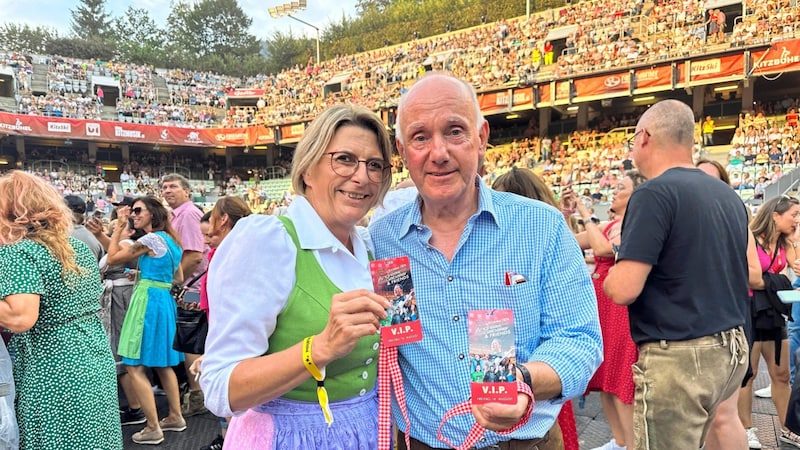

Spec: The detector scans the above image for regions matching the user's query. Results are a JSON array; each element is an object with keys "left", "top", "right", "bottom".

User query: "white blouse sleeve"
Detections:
[
  {"left": 138, "top": 232, "right": 168, "bottom": 258},
  {"left": 200, "top": 215, "right": 296, "bottom": 417}
]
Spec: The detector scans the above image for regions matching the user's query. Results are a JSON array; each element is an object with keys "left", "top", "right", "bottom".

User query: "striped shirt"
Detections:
[{"left": 369, "top": 180, "right": 602, "bottom": 447}]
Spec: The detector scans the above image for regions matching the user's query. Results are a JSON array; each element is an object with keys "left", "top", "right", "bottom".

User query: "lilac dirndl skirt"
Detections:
[{"left": 224, "top": 388, "right": 378, "bottom": 450}]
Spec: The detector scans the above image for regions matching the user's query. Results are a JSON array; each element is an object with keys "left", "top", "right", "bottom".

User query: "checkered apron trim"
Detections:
[
  {"left": 436, "top": 380, "right": 534, "bottom": 450},
  {"left": 378, "top": 346, "right": 411, "bottom": 449}
]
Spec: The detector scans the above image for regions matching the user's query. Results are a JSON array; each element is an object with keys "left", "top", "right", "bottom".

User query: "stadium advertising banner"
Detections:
[
  {"left": 675, "top": 62, "right": 687, "bottom": 87},
  {"left": 478, "top": 90, "right": 513, "bottom": 115},
  {"left": 572, "top": 71, "right": 630, "bottom": 101},
  {"left": 227, "top": 89, "right": 266, "bottom": 97},
  {"left": 751, "top": 38, "right": 800, "bottom": 76},
  {"left": 278, "top": 123, "right": 306, "bottom": 144},
  {"left": 476, "top": 88, "right": 535, "bottom": 114},
  {"left": 555, "top": 80, "right": 571, "bottom": 104},
  {"left": 688, "top": 53, "right": 745, "bottom": 84},
  {"left": 633, "top": 66, "right": 673, "bottom": 92},
  {"left": 511, "top": 87, "right": 534, "bottom": 111},
  {"left": 537, "top": 83, "right": 551, "bottom": 105},
  {"left": 0, "top": 112, "right": 218, "bottom": 147},
  {"left": 212, "top": 126, "right": 275, "bottom": 147}
]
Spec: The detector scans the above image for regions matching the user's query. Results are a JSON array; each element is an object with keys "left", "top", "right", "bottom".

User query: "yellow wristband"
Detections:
[{"left": 302, "top": 336, "right": 333, "bottom": 425}]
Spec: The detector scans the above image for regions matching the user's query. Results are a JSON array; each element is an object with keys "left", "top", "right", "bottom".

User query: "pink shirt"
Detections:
[
  {"left": 757, "top": 242, "right": 787, "bottom": 274},
  {"left": 199, "top": 247, "right": 216, "bottom": 317},
  {"left": 171, "top": 200, "right": 208, "bottom": 290}
]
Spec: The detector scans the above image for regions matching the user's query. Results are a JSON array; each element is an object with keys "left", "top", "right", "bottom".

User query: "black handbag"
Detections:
[
  {"left": 174, "top": 307, "right": 208, "bottom": 354},
  {"left": 172, "top": 270, "right": 208, "bottom": 354}
]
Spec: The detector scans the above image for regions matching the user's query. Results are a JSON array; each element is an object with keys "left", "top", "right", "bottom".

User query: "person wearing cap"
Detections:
[{"left": 65, "top": 194, "right": 104, "bottom": 262}]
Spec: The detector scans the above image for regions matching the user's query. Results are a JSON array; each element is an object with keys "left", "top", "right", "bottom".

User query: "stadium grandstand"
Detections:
[{"left": 2, "top": 0, "right": 800, "bottom": 215}]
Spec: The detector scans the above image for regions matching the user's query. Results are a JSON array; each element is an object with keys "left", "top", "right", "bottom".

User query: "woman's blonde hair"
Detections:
[
  {"left": 0, "top": 171, "right": 82, "bottom": 275},
  {"left": 291, "top": 105, "right": 393, "bottom": 205}
]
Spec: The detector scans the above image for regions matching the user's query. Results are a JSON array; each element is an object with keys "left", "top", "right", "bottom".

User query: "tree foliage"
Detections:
[
  {"left": 167, "top": 0, "right": 260, "bottom": 60},
  {"left": 111, "top": 7, "right": 166, "bottom": 66},
  {"left": 70, "top": 0, "right": 112, "bottom": 40},
  {"left": 2, "top": 0, "right": 562, "bottom": 77},
  {"left": 262, "top": 30, "right": 311, "bottom": 74},
  {"left": 45, "top": 36, "right": 115, "bottom": 61},
  {"left": 0, "top": 23, "right": 58, "bottom": 53}
]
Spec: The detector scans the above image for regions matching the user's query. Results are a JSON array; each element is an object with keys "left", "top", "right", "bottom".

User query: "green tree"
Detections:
[
  {"left": 70, "top": 0, "right": 112, "bottom": 40},
  {"left": 111, "top": 7, "right": 166, "bottom": 66},
  {"left": 167, "top": 0, "right": 260, "bottom": 59},
  {"left": 45, "top": 36, "right": 115, "bottom": 61},
  {"left": 262, "top": 30, "right": 309, "bottom": 74},
  {"left": 0, "top": 23, "right": 58, "bottom": 53}
]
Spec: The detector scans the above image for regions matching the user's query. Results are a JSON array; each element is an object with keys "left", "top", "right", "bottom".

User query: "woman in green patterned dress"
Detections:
[{"left": 0, "top": 171, "right": 122, "bottom": 449}]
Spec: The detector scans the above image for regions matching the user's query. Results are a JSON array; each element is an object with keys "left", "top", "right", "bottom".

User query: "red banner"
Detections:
[
  {"left": 689, "top": 53, "right": 745, "bottom": 82},
  {"left": 227, "top": 89, "right": 265, "bottom": 97},
  {"left": 752, "top": 38, "right": 800, "bottom": 76},
  {"left": 0, "top": 112, "right": 218, "bottom": 147},
  {"left": 573, "top": 71, "right": 629, "bottom": 100},
  {"left": 634, "top": 66, "right": 673, "bottom": 91}
]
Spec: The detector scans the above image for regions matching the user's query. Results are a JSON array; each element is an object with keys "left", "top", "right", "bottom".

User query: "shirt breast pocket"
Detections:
[{"left": 487, "top": 281, "right": 538, "bottom": 308}]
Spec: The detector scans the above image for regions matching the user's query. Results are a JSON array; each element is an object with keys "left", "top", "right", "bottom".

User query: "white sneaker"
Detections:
[
  {"left": 754, "top": 384, "right": 772, "bottom": 398},
  {"left": 746, "top": 427, "right": 762, "bottom": 449},
  {"left": 590, "top": 439, "right": 626, "bottom": 450}
]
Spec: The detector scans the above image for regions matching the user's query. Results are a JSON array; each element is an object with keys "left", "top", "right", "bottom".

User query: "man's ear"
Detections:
[{"left": 396, "top": 137, "right": 407, "bottom": 163}]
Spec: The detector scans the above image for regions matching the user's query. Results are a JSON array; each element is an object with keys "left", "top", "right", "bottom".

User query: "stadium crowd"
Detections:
[
  {"left": 4, "top": 0, "right": 800, "bottom": 447},
  {"left": 3, "top": 0, "right": 800, "bottom": 131}
]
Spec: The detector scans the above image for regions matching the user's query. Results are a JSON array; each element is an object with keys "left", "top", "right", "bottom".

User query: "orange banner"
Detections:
[
  {"left": 537, "top": 84, "right": 551, "bottom": 105},
  {"left": 751, "top": 38, "right": 800, "bottom": 76},
  {"left": 689, "top": 53, "right": 744, "bottom": 82},
  {"left": 676, "top": 62, "right": 686, "bottom": 86},
  {"left": 476, "top": 87, "right": 533, "bottom": 112},
  {"left": 511, "top": 87, "right": 534, "bottom": 108},
  {"left": 633, "top": 65, "right": 673, "bottom": 90},
  {"left": 555, "top": 81, "right": 571, "bottom": 102},
  {"left": 573, "top": 71, "right": 630, "bottom": 100},
  {"left": 279, "top": 123, "right": 306, "bottom": 143},
  {"left": 212, "top": 127, "right": 274, "bottom": 147}
]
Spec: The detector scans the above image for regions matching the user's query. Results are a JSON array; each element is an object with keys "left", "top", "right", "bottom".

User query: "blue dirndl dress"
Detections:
[{"left": 119, "top": 231, "right": 184, "bottom": 367}]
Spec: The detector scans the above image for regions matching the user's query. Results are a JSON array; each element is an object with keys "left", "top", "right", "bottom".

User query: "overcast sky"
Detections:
[{"left": 0, "top": 0, "right": 358, "bottom": 39}]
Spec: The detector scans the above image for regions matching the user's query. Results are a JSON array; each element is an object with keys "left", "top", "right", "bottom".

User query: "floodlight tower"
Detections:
[{"left": 269, "top": 0, "right": 321, "bottom": 64}]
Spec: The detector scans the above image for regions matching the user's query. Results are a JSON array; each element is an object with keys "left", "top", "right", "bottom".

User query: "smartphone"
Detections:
[{"left": 777, "top": 290, "right": 800, "bottom": 303}]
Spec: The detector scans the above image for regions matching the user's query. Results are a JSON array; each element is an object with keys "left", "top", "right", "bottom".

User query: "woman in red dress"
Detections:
[
  {"left": 570, "top": 170, "right": 646, "bottom": 450},
  {"left": 493, "top": 167, "right": 581, "bottom": 450}
]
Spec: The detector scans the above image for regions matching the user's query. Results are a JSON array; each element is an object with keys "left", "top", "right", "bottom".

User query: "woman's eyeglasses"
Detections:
[
  {"left": 130, "top": 207, "right": 145, "bottom": 216},
  {"left": 326, "top": 151, "right": 391, "bottom": 183}
]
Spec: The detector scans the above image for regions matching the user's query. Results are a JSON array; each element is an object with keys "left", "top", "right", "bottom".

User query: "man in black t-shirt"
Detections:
[{"left": 604, "top": 99, "right": 759, "bottom": 450}]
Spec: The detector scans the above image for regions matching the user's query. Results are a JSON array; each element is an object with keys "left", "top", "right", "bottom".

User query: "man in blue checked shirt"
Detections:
[{"left": 369, "top": 72, "right": 602, "bottom": 449}]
